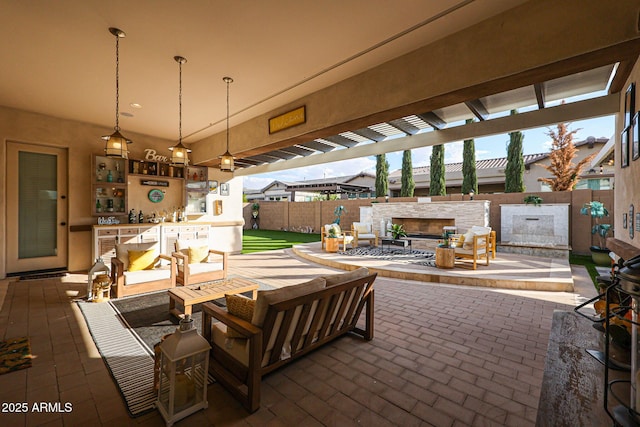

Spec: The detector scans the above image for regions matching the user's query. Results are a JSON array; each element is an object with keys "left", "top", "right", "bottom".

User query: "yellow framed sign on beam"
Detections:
[{"left": 269, "top": 106, "right": 306, "bottom": 134}]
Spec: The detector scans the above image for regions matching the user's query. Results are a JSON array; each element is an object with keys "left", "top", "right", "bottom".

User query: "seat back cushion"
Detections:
[
  {"left": 251, "top": 277, "right": 326, "bottom": 328},
  {"left": 322, "top": 267, "right": 369, "bottom": 287},
  {"left": 324, "top": 223, "right": 341, "bottom": 236},
  {"left": 470, "top": 225, "right": 491, "bottom": 236},
  {"left": 175, "top": 238, "right": 208, "bottom": 255},
  {"left": 116, "top": 242, "right": 158, "bottom": 271}
]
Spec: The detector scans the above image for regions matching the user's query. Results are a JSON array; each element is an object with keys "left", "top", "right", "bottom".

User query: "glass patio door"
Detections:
[{"left": 5, "top": 142, "right": 68, "bottom": 275}]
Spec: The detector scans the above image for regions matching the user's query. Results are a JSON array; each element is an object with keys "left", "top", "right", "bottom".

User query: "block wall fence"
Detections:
[{"left": 243, "top": 189, "right": 614, "bottom": 255}]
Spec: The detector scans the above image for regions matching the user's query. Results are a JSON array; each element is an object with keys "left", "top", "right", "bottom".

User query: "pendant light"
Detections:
[
  {"left": 102, "top": 27, "right": 132, "bottom": 158},
  {"left": 219, "top": 76, "right": 235, "bottom": 172},
  {"left": 169, "top": 56, "right": 191, "bottom": 166}
]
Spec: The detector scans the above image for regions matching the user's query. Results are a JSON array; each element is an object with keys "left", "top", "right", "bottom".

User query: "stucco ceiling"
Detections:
[{"left": 0, "top": 0, "right": 529, "bottom": 143}]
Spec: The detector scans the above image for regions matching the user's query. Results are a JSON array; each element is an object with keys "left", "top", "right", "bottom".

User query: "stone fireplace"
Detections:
[
  {"left": 372, "top": 200, "right": 490, "bottom": 249},
  {"left": 392, "top": 217, "right": 455, "bottom": 238}
]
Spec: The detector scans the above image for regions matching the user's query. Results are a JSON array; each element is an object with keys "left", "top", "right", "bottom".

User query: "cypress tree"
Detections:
[
  {"left": 400, "top": 150, "right": 415, "bottom": 197},
  {"left": 461, "top": 118, "right": 478, "bottom": 195},
  {"left": 505, "top": 109, "right": 525, "bottom": 193},
  {"left": 429, "top": 145, "right": 446, "bottom": 196},
  {"left": 375, "top": 154, "right": 389, "bottom": 198}
]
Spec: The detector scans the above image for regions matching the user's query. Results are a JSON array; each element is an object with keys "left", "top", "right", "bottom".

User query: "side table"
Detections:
[{"left": 435, "top": 246, "right": 455, "bottom": 268}]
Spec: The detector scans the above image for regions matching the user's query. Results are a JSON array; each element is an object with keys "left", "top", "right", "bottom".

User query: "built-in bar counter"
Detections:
[{"left": 92, "top": 220, "right": 244, "bottom": 265}]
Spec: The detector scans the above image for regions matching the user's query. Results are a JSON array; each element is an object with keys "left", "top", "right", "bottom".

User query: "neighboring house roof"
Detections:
[
  {"left": 389, "top": 137, "right": 609, "bottom": 179},
  {"left": 243, "top": 172, "right": 376, "bottom": 196}
]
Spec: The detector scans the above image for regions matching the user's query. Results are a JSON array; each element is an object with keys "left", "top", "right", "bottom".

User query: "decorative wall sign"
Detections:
[
  {"left": 209, "top": 180, "right": 218, "bottom": 194},
  {"left": 621, "top": 127, "right": 630, "bottom": 168},
  {"left": 214, "top": 200, "right": 223, "bottom": 215},
  {"left": 269, "top": 106, "right": 306, "bottom": 134},
  {"left": 141, "top": 179, "right": 169, "bottom": 187},
  {"left": 148, "top": 189, "right": 165, "bottom": 203},
  {"left": 630, "top": 204, "right": 635, "bottom": 239},
  {"left": 625, "top": 82, "right": 635, "bottom": 128},
  {"left": 220, "top": 183, "right": 230, "bottom": 196},
  {"left": 634, "top": 112, "right": 640, "bottom": 161}
]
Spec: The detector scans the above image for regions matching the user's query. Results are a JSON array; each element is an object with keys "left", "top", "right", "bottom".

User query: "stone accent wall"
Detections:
[{"left": 372, "top": 201, "right": 490, "bottom": 236}]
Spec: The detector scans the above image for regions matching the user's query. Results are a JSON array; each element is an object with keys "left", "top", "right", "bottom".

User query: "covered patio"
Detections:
[{"left": 0, "top": 248, "right": 596, "bottom": 426}]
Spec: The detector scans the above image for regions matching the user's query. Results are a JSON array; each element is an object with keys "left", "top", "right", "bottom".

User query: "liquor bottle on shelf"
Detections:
[
  {"left": 138, "top": 210, "right": 144, "bottom": 223},
  {"left": 96, "top": 199, "right": 102, "bottom": 213},
  {"left": 106, "top": 170, "right": 113, "bottom": 182},
  {"left": 128, "top": 209, "right": 136, "bottom": 224}
]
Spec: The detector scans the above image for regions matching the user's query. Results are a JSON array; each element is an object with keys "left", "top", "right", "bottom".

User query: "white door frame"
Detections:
[{"left": 5, "top": 141, "right": 68, "bottom": 275}]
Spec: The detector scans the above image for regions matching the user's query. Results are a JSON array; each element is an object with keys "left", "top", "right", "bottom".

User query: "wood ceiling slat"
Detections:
[
  {"left": 352, "top": 127, "right": 387, "bottom": 142},
  {"left": 534, "top": 83, "right": 546, "bottom": 109},
  {"left": 297, "top": 140, "right": 336, "bottom": 153},
  {"left": 323, "top": 135, "right": 359, "bottom": 148},
  {"left": 387, "top": 118, "right": 418, "bottom": 135},
  {"left": 265, "top": 150, "right": 297, "bottom": 160},
  {"left": 281, "top": 146, "right": 315, "bottom": 156},
  {"left": 465, "top": 99, "right": 489, "bottom": 121}
]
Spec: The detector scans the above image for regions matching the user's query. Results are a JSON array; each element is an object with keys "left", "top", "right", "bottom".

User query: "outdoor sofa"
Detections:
[{"left": 201, "top": 267, "right": 377, "bottom": 412}]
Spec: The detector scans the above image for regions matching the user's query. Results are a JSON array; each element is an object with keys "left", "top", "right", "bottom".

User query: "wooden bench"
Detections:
[
  {"left": 201, "top": 268, "right": 376, "bottom": 412},
  {"left": 168, "top": 277, "right": 258, "bottom": 318}
]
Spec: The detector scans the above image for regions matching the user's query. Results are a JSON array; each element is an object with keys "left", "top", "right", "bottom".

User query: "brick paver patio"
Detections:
[{"left": 0, "top": 248, "right": 591, "bottom": 426}]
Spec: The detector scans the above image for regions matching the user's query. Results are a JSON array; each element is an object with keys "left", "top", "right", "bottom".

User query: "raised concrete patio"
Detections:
[{"left": 294, "top": 242, "right": 574, "bottom": 292}]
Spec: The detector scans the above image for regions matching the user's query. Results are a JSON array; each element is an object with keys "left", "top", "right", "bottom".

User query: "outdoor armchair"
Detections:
[
  {"left": 450, "top": 226, "right": 493, "bottom": 269},
  {"left": 351, "top": 222, "right": 379, "bottom": 247},
  {"left": 173, "top": 239, "right": 228, "bottom": 286},
  {"left": 111, "top": 241, "right": 176, "bottom": 298},
  {"left": 320, "top": 223, "right": 354, "bottom": 251}
]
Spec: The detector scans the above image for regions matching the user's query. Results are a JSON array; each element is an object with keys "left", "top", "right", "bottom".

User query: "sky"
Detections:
[{"left": 242, "top": 98, "right": 616, "bottom": 190}]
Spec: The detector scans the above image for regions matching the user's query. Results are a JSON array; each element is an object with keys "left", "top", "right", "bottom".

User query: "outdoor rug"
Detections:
[
  {"left": 339, "top": 247, "right": 437, "bottom": 267},
  {"left": 77, "top": 278, "right": 272, "bottom": 417},
  {"left": 0, "top": 337, "right": 33, "bottom": 375}
]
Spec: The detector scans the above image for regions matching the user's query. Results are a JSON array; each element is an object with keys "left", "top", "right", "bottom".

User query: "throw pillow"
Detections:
[
  {"left": 462, "top": 230, "right": 475, "bottom": 250},
  {"left": 188, "top": 245, "right": 209, "bottom": 263},
  {"left": 225, "top": 294, "right": 255, "bottom": 338},
  {"left": 128, "top": 249, "right": 158, "bottom": 271},
  {"left": 455, "top": 234, "right": 465, "bottom": 248},
  {"left": 355, "top": 224, "right": 369, "bottom": 234}
]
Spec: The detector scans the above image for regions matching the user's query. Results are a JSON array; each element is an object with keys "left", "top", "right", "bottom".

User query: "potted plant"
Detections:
[
  {"left": 438, "top": 231, "right": 453, "bottom": 248},
  {"left": 325, "top": 224, "right": 340, "bottom": 252},
  {"left": 580, "top": 201, "right": 613, "bottom": 266},
  {"left": 523, "top": 195, "right": 543, "bottom": 206},
  {"left": 251, "top": 202, "right": 260, "bottom": 218},
  {"left": 387, "top": 224, "right": 407, "bottom": 240}
]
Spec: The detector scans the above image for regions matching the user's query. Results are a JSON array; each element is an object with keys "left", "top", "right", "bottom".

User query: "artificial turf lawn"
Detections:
[{"left": 242, "top": 229, "right": 320, "bottom": 254}]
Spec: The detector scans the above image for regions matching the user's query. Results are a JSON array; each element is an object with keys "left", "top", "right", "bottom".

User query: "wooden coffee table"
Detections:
[{"left": 168, "top": 277, "right": 259, "bottom": 318}]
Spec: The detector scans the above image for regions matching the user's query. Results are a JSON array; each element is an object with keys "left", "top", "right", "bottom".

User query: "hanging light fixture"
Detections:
[
  {"left": 219, "top": 76, "right": 235, "bottom": 171},
  {"left": 169, "top": 56, "right": 191, "bottom": 166},
  {"left": 102, "top": 27, "right": 132, "bottom": 158}
]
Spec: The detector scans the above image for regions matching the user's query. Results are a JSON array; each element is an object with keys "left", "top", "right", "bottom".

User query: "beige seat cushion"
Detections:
[
  {"left": 178, "top": 262, "right": 224, "bottom": 274},
  {"left": 322, "top": 267, "right": 369, "bottom": 287},
  {"left": 123, "top": 268, "right": 171, "bottom": 285}
]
